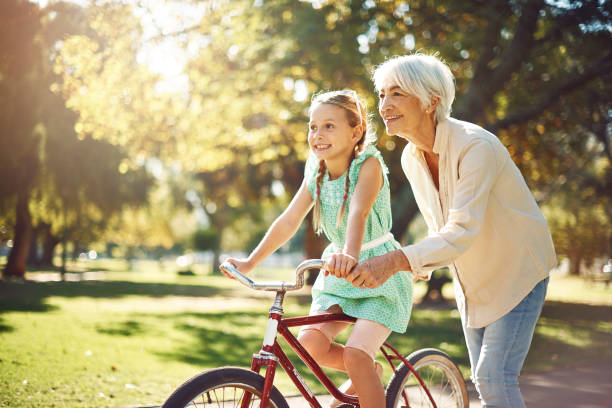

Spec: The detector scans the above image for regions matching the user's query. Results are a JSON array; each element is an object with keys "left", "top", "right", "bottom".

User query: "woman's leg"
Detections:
[
  {"left": 342, "top": 318, "right": 391, "bottom": 408},
  {"left": 464, "top": 277, "right": 548, "bottom": 407}
]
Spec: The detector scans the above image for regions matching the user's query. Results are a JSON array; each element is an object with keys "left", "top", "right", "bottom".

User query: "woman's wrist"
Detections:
[{"left": 390, "top": 249, "right": 412, "bottom": 272}]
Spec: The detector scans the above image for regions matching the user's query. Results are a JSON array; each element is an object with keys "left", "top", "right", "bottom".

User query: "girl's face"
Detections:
[{"left": 308, "top": 103, "right": 360, "bottom": 163}]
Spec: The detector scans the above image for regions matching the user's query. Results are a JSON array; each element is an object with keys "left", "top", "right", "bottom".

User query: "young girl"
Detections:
[{"left": 225, "top": 90, "right": 413, "bottom": 408}]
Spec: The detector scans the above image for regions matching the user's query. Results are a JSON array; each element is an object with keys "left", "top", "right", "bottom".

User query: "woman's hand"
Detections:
[
  {"left": 345, "top": 250, "right": 411, "bottom": 289},
  {"left": 222, "top": 257, "right": 255, "bottom": 279},
  {"left": 324, "top": 253, "right": 357, "bottom": 279}
]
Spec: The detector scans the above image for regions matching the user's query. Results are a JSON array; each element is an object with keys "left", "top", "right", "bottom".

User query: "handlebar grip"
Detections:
[{"left": 219, "top": 259, "right": 326, "bottom": 292}]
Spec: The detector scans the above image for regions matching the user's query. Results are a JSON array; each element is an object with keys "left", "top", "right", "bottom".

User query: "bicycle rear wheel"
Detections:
[
  {"left": 386, "top": 348, "right": 469, "bottom": 408},
  {"left": 162, "top": 366, "right": 289, "bottom": 408}
]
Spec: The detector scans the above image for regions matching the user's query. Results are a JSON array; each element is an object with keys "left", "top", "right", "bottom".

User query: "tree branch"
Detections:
[
  {"left": 456, "top": 0, "right": 544, "bottom": 122},
  {"left": 487, "top": 53, "right": 612, "bottom": 132}
]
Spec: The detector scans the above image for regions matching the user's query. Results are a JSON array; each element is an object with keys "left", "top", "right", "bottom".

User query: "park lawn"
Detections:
[{"left": 0, "top": 259, "right": 610, "bottom": 407}]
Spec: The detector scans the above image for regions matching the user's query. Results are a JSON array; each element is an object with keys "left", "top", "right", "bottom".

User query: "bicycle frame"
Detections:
[
  {"left": 219, "top": 260, "right": 437, "bottom": 408},
  {"left": 246, "top": 295, "right": 437, "bottom": 408}
]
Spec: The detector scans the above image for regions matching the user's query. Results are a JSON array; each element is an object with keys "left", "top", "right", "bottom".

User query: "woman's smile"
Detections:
[{"left": 383, "top": 114, "right": 402, "bottom": 125}]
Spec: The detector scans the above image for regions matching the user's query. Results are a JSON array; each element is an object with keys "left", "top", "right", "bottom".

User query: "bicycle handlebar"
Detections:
[{"left": 219, "top": 259, "right": 326, "bottom": 292}]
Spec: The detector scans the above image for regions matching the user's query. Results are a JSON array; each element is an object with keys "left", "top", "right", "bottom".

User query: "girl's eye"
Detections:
[
  {"left": 326, "top": 124, "right": 334, "bottom": 129},
  {"left": 309, "top": 125, "right": 316, "bottom": 131}
]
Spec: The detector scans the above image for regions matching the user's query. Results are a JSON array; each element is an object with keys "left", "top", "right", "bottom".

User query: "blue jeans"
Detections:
[{"left": 462, "top": 277, "right": 548, "bottom": 408}]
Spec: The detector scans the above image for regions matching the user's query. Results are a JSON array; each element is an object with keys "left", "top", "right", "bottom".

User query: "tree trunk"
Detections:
[
  {"left": 27, "top": 223, "right": 41, "bottom": 266},
  {"left": 60, "top": 205, "right": 67, "bottom": 276},
  {"left": 3, "top": 191, "right": 32, "bottom": 279},
  {"left": 391, "top": 185, "right": 419, "bottom": 244},
  {"left": 212, "top": 245, "right": 222, "bottom": 275},
  {"left": 72, "top": 241, "right": 80, "bottom": 261},
  {"left": 569, "top": 253, "right": 582, "bottom": 276},
  {"left": 210, "top": 218, "right": 224, "bottom": 275},
  {"left": 40, "top": 224, "right": 60, "bottom": 267}
]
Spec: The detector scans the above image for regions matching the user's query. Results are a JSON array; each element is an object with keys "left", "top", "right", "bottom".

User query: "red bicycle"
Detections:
[{"left": 163, "top": 259, "right": 469, "bottom": 408}]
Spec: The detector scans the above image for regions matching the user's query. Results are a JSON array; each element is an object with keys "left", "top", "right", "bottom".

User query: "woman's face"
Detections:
[{"left": 378, "top": 82, "right": 430, "bottom": 143}]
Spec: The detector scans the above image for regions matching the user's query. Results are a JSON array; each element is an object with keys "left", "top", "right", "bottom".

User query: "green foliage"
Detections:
[
  {"left": 190, "top": 227, "right": 220, "bottom": 251},
  {"left": 3, "top": 0, "right": 611, "bottom": 273}
]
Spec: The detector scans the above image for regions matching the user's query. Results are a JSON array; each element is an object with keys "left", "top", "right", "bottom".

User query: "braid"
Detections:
[{"left": 312, "top": 160, "right": 327, "bottom": 234}]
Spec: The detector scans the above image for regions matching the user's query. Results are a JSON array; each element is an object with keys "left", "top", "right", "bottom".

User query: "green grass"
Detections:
[{"left": 0, "top": 260, "right": 611, "bottom": 407}]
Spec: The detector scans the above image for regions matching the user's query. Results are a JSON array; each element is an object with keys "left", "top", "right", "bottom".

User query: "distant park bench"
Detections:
[{"left": 585, "top": 260, "right": 612, "bottom": 288}]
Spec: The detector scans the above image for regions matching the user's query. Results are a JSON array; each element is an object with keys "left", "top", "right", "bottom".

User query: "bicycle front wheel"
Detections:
[
  {"left": 386, "top": 348, "right": 469, "bottom": 408},
  {"left": 162, "top": 366, "right": 289, "bottom": 408}
]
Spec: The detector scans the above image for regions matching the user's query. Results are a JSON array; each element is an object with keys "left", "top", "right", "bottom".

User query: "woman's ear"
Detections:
[{"left": 428, "top": 95, "right": 440, "bottom": 113}]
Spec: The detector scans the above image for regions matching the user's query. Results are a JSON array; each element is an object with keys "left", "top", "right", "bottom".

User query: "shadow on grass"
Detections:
[
  {"left": 96, "top": 320, "right": 146, "bottom": 336},
  {"left": 541, "top": 300, "right": 612, "bottom": 322},
  {"left": 152, "top": 310, "right": 362, "bottom": 388},
  {"left": 0, "top": 280, "right": 230, "bottom": 313},
  {"left": 527, "top": 300, "right": 612, "bottom": 370},
  {"left": 151, "top": 307, "right": 470, "bottom": 391},
  {"left": 391, "top": 307, "right": 469, "bottom": 370},
  {"left": 0, "top": 317, "right": 13, "bottom": 333}
]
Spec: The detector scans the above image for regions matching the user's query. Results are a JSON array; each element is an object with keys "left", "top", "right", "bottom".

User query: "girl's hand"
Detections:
[
  {"left": 324, "top": 253, "right": 357, "bottom": 279},
  {"left": 222, "top": 258, "right": 255, "bottom": 279}
]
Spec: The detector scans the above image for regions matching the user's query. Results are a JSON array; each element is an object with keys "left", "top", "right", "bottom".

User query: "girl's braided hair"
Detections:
[{"left": 309, "top": 90, "right": 376, "bottom": 234}]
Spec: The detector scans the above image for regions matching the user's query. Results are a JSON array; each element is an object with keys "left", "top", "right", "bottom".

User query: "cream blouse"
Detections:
[{"left": 400, "top": 117, "right": 556, "bottom": 328}]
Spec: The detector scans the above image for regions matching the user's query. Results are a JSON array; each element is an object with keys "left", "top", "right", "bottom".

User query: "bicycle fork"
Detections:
[{"left": 243, "top": 291, "right": 285, "bottom": 408}]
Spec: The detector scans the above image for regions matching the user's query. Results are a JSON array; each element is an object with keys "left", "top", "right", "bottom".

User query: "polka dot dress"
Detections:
[{"left": 305, "top": 145, "right": 413, "bottom": 333}]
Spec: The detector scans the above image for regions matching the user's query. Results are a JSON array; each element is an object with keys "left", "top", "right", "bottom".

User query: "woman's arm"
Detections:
[
  {"left": 401, "top": 138, "right": 498, "bottom": 279},
  {"left": 346, "top": 137, "right": 499, "bottom": 288},
  {"left": 327, "top": 157, "right": 383, "bottom": 278},
  {"left": 224, "top": 180, "right": 313, "bottom": 275}
]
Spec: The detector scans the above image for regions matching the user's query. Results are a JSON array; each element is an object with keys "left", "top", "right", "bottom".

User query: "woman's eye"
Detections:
[
  {"left": 326, "top": 124, "right": 334, "bottom": 129},
  {"left": 309, "top": 125, "right": 316, "bottom": 131},
  {"left": 379, "top": 93, "right": 384, "bottom": 99}
]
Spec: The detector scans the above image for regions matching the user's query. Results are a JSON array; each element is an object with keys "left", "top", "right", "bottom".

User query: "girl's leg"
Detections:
[
  {"left": 297, "top": 307, "right": 351, "bottom": 372},
  {"left": 464, "top": 277, "right": 548, "bottom": 408},
  {"left": 342, "top": 318, "right": 391, "bottom": 408}
]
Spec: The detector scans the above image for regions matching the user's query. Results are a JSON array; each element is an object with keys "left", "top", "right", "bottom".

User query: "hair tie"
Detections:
[
  {"left": 316, "top": 189, "right": 321, "bottom": 195},
  {"left": 343, "top": 194, "right": 348, "bottom": 200}
]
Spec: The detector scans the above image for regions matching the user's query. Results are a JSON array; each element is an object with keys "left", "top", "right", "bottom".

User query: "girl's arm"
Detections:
[
  {"left": 327, "top": 157, "right": 383, "bottom": 278},
  {"left": 224, "top": 180, "right": 313, "bottom": 276}
]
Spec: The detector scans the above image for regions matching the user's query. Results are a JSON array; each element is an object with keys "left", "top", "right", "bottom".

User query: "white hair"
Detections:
[{"left": 373, "top": 53, "right": 455, "bottom": 123}]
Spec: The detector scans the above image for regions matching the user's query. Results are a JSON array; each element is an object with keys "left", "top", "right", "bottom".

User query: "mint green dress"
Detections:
[{"left": 305, "top": 145, "right": 413, "bottom": 333}]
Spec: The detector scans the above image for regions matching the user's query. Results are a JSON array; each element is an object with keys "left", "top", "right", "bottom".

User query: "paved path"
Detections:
[
  {"left": 284, "top": 363, "right": 612, "bottom": 407},
  {"left": 125, "top": 363, "right": 612, "bottom": 407}
]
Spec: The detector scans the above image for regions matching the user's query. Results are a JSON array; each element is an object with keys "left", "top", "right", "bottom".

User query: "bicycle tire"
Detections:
[
  {"left": 385, "top": 348, "right": 469, "bottom": 408},
  {"left": 162, "top": 366, "right": 289, "bottom": 408}
]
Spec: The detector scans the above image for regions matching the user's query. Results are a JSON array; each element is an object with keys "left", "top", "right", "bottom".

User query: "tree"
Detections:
[
  {"left": 50, "top": 0, "right": 611, "bottom": 281},
  {"left": 0, "top": 0, "right": 153, "bottom": 278},
  {"left": 0, "top": 0, "right": 44, "bottom": 277}
]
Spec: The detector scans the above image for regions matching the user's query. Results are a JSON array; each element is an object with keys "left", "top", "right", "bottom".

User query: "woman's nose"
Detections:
[{"left": 379, "top": 96, "right": 390, "bottom": 113}]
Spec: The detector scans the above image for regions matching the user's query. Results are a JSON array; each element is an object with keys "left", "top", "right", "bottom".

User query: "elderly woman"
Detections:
[{"left": 345, "top": 54, "right": 557, "bottom": 407}]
